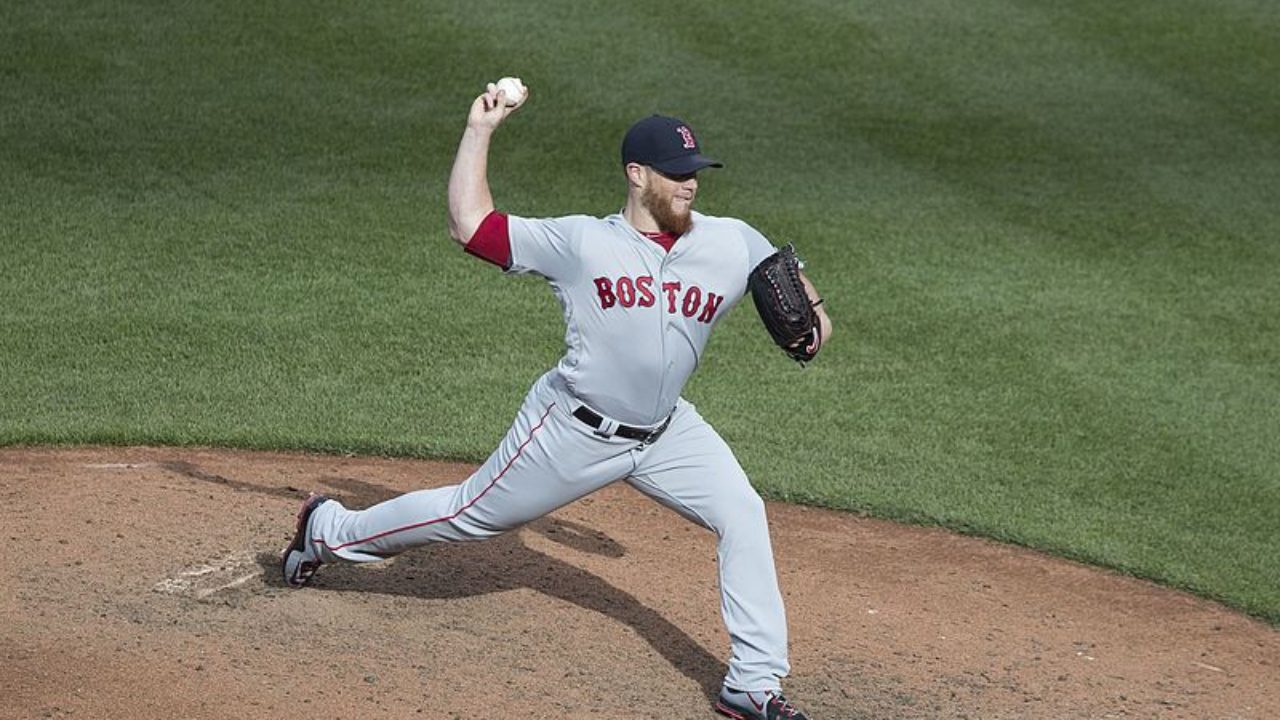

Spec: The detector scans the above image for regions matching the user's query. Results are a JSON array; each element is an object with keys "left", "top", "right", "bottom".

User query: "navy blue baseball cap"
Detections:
[{"left": 621, "top": 115, "right": 723, "bottom": 175}]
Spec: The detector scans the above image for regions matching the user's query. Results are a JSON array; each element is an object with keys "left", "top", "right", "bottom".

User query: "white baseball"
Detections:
[{"left": 494, "top": 76, "right": 526, "bottom": 108}]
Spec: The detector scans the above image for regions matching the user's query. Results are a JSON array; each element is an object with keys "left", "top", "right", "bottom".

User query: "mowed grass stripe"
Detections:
[{"left": 663, "top": 0, "right": 1280, "bottom": 615}]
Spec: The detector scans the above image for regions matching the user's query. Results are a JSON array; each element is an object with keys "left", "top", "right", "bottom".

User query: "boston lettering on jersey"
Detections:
[{"left": 592, "top": 275, "right": 724, "bottom": 323}]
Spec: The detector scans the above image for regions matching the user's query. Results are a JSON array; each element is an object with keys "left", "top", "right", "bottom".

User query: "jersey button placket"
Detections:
[{"left": 656, "top": 255, "right": 677, "bottom": 423}]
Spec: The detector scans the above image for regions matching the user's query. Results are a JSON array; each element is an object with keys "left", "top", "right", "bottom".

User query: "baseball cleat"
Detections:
[
  {"left": 714, "top": 688, "right": 809, "bottom": 720},
  {"left": 281, "top": 493, "right": 330, "bottom": 587}
]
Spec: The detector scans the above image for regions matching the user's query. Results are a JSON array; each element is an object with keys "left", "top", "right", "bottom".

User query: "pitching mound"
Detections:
[{"left": 2, "top": 447, "right": 1276, "bottom": 719}]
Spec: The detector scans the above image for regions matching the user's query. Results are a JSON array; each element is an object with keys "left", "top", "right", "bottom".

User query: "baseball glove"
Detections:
[{"left": 748, "top": 244, "right": 822, "bottom": 364}]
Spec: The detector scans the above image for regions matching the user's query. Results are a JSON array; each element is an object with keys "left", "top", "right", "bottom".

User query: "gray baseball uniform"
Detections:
[{"left": 306, "top": 209, "right": 790, "bottom": 691}]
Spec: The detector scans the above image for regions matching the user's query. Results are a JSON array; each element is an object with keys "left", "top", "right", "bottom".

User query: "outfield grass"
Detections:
[{"left": 2, "top": 1, "right": 1277, "bottom": 622}]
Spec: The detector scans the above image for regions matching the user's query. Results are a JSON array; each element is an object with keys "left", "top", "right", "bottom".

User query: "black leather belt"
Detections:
[{"left": 573, "top": 406, "right": 672, "bottom": 443}]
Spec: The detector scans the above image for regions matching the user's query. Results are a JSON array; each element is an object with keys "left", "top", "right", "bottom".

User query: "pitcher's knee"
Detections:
[
  {"left": 713, "top": 489, "right": 768, "bottom": 535},
  {"left": 459, "top": 518, "right": 517, "bottom": 540}
]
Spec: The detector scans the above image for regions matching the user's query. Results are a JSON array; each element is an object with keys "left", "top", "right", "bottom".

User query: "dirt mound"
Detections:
[{"left": 2, "top": 447, "right": 1275, "bottom": 719}]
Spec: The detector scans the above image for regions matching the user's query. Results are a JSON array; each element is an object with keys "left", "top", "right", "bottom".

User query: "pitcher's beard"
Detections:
[{"left": 642, "top": 185, "right": 694, "bottom": 236}]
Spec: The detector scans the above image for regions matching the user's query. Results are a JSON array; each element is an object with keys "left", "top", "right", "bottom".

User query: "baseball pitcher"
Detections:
[{"left": 282, "top": 79, "right": 833, "bottom": 720}]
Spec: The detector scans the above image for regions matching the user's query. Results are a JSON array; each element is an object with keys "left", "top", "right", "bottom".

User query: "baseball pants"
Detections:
[{"left": 306, "top": 370, "right": 791, "bottom": 691}]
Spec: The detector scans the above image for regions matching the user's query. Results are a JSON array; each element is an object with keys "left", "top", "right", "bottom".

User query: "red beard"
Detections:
[{"left": 642, "top": 183, "right": 693, "bottom": 236}]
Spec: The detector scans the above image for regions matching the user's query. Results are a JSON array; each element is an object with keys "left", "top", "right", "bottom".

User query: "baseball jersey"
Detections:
[{"left": 466, "top": 210, "right": 777, "bottom": 426}]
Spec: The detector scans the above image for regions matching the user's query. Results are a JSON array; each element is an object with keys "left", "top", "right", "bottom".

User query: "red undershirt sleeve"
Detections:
[{"left": 463, "top": 210, "right": 512, "bottom": 269}]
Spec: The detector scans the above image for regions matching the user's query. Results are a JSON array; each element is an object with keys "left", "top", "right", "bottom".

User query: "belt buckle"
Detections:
[{"left": 637, "top": 415, "right": 671, "bottom": 448}]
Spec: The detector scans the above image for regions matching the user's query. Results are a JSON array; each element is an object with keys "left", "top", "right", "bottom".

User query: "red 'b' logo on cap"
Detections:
[{"left": 676, "top": 126, "right": 696, "bottom": 149}]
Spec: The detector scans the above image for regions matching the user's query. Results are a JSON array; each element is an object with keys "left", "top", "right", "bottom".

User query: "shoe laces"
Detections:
[{"left": 766, "top": 692, "right": 801, "bottom": 718}]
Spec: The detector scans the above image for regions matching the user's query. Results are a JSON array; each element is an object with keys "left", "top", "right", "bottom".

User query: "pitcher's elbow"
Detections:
[{"left": 447, "top": 216, "right": 471, "bottom": 247}]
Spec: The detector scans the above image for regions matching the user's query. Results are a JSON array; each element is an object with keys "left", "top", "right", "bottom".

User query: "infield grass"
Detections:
[{"left": 2, "top": 0, "right": 1278, "bottom": 622}]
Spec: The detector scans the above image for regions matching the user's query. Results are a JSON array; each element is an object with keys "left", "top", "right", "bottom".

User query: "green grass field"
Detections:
[{"left": 3, "top": 1, "right": 1277, "bottom": 622}]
